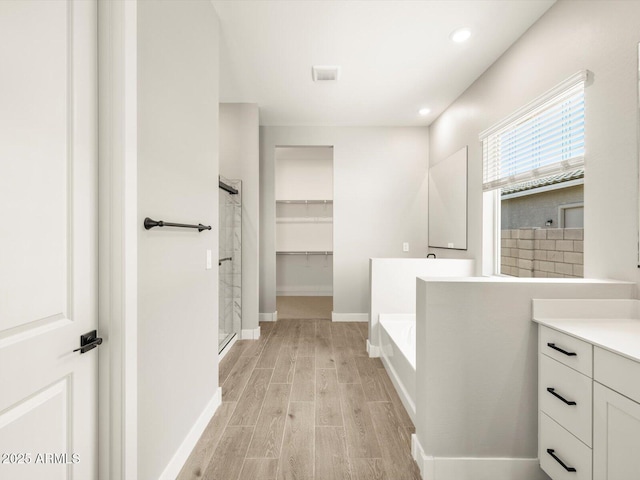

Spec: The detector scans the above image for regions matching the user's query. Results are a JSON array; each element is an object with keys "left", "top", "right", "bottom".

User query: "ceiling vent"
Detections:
[{"left": 312, "top": 65, "right": 340, "bottom": 82}]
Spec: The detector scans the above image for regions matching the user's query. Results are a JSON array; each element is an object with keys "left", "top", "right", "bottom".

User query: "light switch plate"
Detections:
[
  {"left": 206, "top": 250, "right": 212, "bottom": 269},
  {"left": 403, "top": 242, "right": 409, "bottom": 252}
]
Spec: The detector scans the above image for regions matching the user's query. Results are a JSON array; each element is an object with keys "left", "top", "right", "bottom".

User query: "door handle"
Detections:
[{"left": 73, "top": 330, "right": 103, "bottom": 354}]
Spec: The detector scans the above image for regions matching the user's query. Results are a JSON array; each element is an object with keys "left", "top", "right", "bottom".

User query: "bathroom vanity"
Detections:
[{"left": 533, "top": 299, "right": 640, "bottom": 480}]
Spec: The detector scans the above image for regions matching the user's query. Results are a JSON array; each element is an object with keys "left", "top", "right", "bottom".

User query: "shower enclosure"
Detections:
[{"left": 218, "top": 176, "right": 242, "bottom": 353}]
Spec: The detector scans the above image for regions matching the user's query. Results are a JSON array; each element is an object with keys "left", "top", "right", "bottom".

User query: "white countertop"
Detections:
[{"left": 533, "top": 316, "right": 640, "bottom": 363}]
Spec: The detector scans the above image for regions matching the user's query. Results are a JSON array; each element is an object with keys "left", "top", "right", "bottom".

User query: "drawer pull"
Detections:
[
  {"left": 547, "top": 342, "right": 577, "bottom": 357},
  {"left": 547, "top": 387, "right": 577, "bottom": 406},
  {"left": 546, "top": 449, "right": 577, "bottom": 472}
]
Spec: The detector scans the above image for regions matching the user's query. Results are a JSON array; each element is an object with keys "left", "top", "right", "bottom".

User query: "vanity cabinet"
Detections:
[
  {"left": 593, "top": 382, "right": 640, "bottom": 479},
  {"left": 538, "top": 325, "right": 640, "bottom": 480}
]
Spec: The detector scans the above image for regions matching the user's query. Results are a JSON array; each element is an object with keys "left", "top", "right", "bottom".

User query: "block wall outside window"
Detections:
[{"left": 500, "top": 228, "right": 584, "bottom": 278}]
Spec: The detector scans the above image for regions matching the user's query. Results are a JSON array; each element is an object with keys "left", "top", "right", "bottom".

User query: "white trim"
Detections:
[
  {"left": 431, "top": 458, "right": 544, "bottom": 480},
  {"left": 158, "top": 388, "right": 222, "bottom": 480},
  {"left": 218, "top": 334, "right": 238, "bottom": 361},
  {"left": 501, "top": 178, "right": 584, "bottom": 200},
  {"left": 638, "top": 43, "right": 640, "bottom": 268},
  {"left": 380, "top": 352, "right": 415, "bottom": 422},
  {"left": 412, "top": 434, "right": 432, "bottom": 479},
  {"left": 411, "top": 435, "right": 544, "bottom": 480},
  {"left": 331, "top": 312, "right": 369, "bottom": 322},
  {"left": 478, "top": 70, "right": 589, "bottom": 140},
  {"left": 366, "top": 339, "right": 380, "bottom": 358},
  {"left": 241, "top": 326, "right": 261, "bottom": 340},
  {"left": 98, "top": 1, "right": 138, "bottom": 479},
  {"left": 482, "top": 190, "right": 500, "bottom": 276},
  {"left": 259, "top": 311, "right": 278, "bottom": 322}
]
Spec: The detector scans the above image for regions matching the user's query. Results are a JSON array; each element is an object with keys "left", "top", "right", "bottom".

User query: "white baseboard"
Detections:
[
  {"left": 366, "top": 339, "right": 380, "bottom": 358},
  {"left": 159, "top": 387, "right": 222, "bottom": 480},
  {"left": 331, "top": 312, "right": 368, "bottom": 322},
  {"left": 412, "top": 434, "right": 431, "bottom": 479},
  {"left": 381, "top": 351, "right": 415, "bottom": 422},
  {"left": 241, "top": 326, "right": 261, "bottom": 340},
  {"left": 411, "top": 435, "right": 545, "bottom": 480},
  {"left": 259, "top": 311, "right": 278, "bottom": 322}
]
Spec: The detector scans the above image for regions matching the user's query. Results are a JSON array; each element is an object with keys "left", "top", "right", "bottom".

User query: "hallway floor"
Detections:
[
  {"left": 276, "top": 296, "right": 333, "bottom": 320},
  {"left": 178, "top": 319, "right": 421, "bottom": 480}
]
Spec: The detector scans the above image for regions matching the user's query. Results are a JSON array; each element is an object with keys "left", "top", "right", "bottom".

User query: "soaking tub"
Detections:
[
  {"left": 379, "top": 313, "right": 416, "bottom": 421},
  {"left": 368, "top": 258, "right": 474, "bottom": 356}
]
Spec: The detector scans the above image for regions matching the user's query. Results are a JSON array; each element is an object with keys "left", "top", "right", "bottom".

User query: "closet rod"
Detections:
[
  {"left": 219, "top": 180, "right": 239, "bottom": 195},
  {"left": 276, "top": 200, "right": 332, "bottom": 204},
  {"left": 276, "top": 251, "right": 333, "bottom": 255}
]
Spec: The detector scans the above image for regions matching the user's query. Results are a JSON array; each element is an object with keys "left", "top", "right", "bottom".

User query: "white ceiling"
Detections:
[{"left": 212, "top": 0, "right": 555, "bottom": 127}]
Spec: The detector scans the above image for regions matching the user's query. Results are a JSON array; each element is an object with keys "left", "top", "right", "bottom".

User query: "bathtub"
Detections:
[
  {"left": 368, "top": 258, "right": 474, "bottom": 356},
  {"left": 379, "top": 313, "right": 416, "bottom": 421}
]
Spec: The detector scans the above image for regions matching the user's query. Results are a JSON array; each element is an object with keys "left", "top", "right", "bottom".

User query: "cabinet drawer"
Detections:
[
  {"left": 540, "top": 412, "right": 592, "bottom": 480},
  {"left": 594, "top": 347, "right": 640, "bottom": 404},
  {"left": 539, "top": 354, "right": 592, "bottom": 447},
  {"left": 540, "top": 326, "right": 592, "bottom": 377}
]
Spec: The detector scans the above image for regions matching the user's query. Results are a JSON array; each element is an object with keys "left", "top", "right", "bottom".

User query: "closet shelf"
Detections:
[
  {"left": 276, "top": 251, "right": 333, "bottom": 255},
  {"left": 276, "top": 199, "right": 333, "bottom": 204},
  {"left": 276, "top": 217, "right": 332, "bottom": 224}
]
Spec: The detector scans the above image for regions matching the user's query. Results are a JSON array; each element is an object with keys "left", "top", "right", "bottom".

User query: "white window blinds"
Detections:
[{"left": 479, "top": 71, "right": 587, "bottom": 192}]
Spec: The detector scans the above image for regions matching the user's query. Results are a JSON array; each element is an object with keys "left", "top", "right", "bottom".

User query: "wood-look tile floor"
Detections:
[{"left": 178, "top": 319, "right": 421, "bottom": 480}]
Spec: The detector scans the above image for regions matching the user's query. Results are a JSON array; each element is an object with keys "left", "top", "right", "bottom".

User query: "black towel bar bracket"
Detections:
[{"left": 144, "top": 217, "right": 211, "bottom": 232}]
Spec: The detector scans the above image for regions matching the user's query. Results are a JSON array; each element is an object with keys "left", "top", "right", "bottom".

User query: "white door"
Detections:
[
  {"left": 0, "top": 1, "right": 98, "bottom": 479},
  {"left": 594, "top": 382, "right": 640, "bottom": 479}
]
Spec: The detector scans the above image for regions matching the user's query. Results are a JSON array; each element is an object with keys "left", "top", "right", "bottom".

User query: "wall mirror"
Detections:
[{"left": 428, "top": 146, "right": 468, "bottom": 250}]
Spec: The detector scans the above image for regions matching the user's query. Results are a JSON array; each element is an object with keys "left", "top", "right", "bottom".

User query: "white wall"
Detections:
[
  {"left": 276, "top": 255, "right": 333, "bottom": 296},
  {"left": 260, "top": 127, "right": 429, "bottom": 315},
  {"left": 414, "top": 277, "right": 635, "bottom": 479},
  {"left": 138, "top": 2, "right": 219, "bottom": 479},
  {"left": 428, "top": 0, "right": 640, "bottom": 286},
  {"left": 219, "top": 103, "right": 260, "bottom": 330},
  {"left": 275, "top": 146, "right": 333, "bottom": 200}
]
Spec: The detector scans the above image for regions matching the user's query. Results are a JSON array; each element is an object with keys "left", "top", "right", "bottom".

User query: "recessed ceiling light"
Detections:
[
  {"left": 419, "top": 108, "right": 431, "bottom": 116},
  {"left": 450, "top": 27, "right": 472, "bottom": 43}
]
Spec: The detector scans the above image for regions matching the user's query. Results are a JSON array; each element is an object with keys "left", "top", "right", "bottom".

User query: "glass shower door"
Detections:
[{"left": 218, "top": 177, "right": 242, "bottom": 353}]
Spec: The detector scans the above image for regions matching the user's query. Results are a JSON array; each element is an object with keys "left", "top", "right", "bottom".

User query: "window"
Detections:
[
  {"left": 559, "top": 202, "right": 584, "bottom": 228},
  {"left": 480, "top": 71, "right": 587, "bottom": 278}
]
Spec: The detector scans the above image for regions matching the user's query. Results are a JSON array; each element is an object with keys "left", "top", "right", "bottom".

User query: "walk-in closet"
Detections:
[{"left": 275, "top": 146, "right": 333, "bottom": 318}]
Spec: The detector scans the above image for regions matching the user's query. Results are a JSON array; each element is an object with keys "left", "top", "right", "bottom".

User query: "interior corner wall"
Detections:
[
  {"left": 415, "top": 278, "right": 635, "bottom": 461},
  {"left": 138, "top": 2, "right": 219, "bottom": 479},
  {"left": 219, "top": 103, "right": 260, "bottom": 331},
  {"left": 259, "top": 127, "right": 429, "bottom": 315},
  {"left": 428, "top": 0, "right": 640, "bottom": 285}
]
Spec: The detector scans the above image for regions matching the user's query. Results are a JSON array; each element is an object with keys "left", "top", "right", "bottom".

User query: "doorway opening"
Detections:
[{"left": 275, "top": 146, "right": 333, "bottom": 319}]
